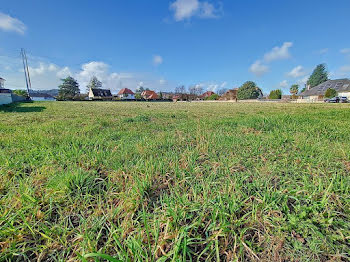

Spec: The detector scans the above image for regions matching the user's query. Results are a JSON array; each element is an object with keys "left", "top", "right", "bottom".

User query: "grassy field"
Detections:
[{"left": 0, "top": 101, "right": 349, "bottom": 261}]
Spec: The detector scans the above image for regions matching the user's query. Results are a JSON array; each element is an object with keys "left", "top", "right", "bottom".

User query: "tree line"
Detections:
[{"left": 57, "top": 63, "right": 332, "bottom": 100}]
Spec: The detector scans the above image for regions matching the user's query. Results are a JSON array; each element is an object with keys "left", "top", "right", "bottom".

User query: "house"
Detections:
[
  {"left": 0, "top": 88, "right": 12, "bottom": 105},
  {"left": 172, "top": 95, "right": 180, "bottom": 102},
  {"left": 0, "top": 77, "right": 12, "bottom": 105},
  {"left": 300, "top": 79, "right": 350, "bottom": 102},
  {"left": 117, "top": 88, "right": 135, "bottom": 100},
  {"left": 141, "top": 90, "right": 159, "bottom": 100},
  {"left": 0, "top": 77, "right": 5, "bottom": 89},
  {"left": 220, "top": 88, "right": 238, "bottom": 101},
  {"left": 200, "top": 91, "right": 215, "bottom": 99},
  {"left": 88, "top": 88, "right": 113, "bottom": 100}
]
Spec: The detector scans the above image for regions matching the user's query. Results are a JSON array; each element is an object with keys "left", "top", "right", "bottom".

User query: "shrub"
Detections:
[
  {"left": 325, "top": 88, "right": 337, "bottom": 98},
  {"left": 12, "top": 90, "right": 29, "bottom": 97},
  {"left": 205, "top": 94, "right": 219, "bottom": 100},
  {"left": 269, "top": 89, "right": 282, "bottom": 99}
]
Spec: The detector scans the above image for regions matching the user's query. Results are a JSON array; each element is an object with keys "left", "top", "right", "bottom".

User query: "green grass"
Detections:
[{"left": 0, "top": 101, "right": 349, "bottom": 261}]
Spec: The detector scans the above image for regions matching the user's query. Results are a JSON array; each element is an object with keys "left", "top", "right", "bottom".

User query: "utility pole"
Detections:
[{"left": 21, "top": 48, "right": 31, "bottom": 98}]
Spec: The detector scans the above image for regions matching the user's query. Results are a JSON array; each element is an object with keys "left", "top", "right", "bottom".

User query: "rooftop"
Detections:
[
  {"left": 300, "top": 79, "right": 350, "bottom": 97},
  {"left": 118, "top": 88, "right": 134, "bottom": 95},
  {"left": 91, "top": 88, "right": 112, "bottom": 97}
]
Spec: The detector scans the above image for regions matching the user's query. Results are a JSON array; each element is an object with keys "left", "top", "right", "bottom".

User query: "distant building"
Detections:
[
  {"left": 220, "top": 89, "right": 238, "bottom": 101},
  {"left": 200, "top": 91, "right": 215, "bottom": 99},
  {"left": 0, "top": 77, "right": 5, "bottom": 89},
  {"left": 88, "top": 88, "right": 113, "bottom": 100},
  {"left": 141, "top": 90, "right": 159, "bottom": 100},
  {"left": 300, "top": 79, "right": 350, "bottom": 101},
  {"left": 31, "top": 93, "right": 56, "bottom": 101},
  {"left": 160, "top": 92, "right": 174, "bottom": 100},
  {"left": 0, "top": 88, "right": 12, "bottom": 105},
  {"left": 117, "top": 88, "right": 135, "bottom": 100}
]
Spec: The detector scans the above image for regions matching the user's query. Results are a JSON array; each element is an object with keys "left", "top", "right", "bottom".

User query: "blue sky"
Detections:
[{"left": 1, "top": 0, "right": 350, "bottom": 94}]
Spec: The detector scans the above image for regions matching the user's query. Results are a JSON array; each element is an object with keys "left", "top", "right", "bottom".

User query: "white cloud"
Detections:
[
  {"left": 159, "top": 78, "right": 166, "bottom": 85},
  {"left": 170, "top": 0, "right": 220, "bottom": 21},
  {"left": 48, "top": 64, "right": 58, "bottom": 72},
  {"left": 263, "top": 42, "right": 293, "bottom": 62},
  {"left": 56, "top": 67, "right": 72, "bottom": 78},
  {"left": 279, "top": 80, "right": 288, "bottom": 88},
  {"left": 194, "top": 81, "right": 228, "bottom": 92},
  {"left": 29, "top": 62, "right": 51, "bottom": 76},
  {"left": 29, "top": 62, "right": 65, "bottom": 77},
  {"left": 340, "top": 48, "right": 350, "bottom": 54},
  {"left": 287, "top": 65, "right": 306, "bottom": 78},
  {"left": 339, "top": 65, "right": 350, "bottom": 73},
  {"left": 0, "top": 12, "right": 26, "bottom": 34},
  {"left": 318, "top": 48, "right": 328, "bottom": 54},
  {"left": 153, "top": 55, "right": 163, "bottom": 66},
  {"left": 249, "top": 42, "right": 293, "bottom": 77},
  {"left": 297, "top": 75, "right": 309, "bottom": 86},
  {"left": 220, "top": 81, "right": 227, "bottom": 88},
  {"left": 249, "top": 60, "right": 269, "bottom": 77}
]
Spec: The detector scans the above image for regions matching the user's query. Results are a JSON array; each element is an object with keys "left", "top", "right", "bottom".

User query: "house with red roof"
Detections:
[
  {"left": 117, "top": 88, "right": 135, "bottom": 100},
  {"left": 200, "top": 91, "right": 215, "bottom": 99},
  {"left": 141, "top": 90, "right": 159, "bottom": 100}
]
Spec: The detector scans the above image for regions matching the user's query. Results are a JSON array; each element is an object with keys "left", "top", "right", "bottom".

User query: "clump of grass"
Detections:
[
  {"left": 66, "top": 171, "right": 107, "bottom": 198},
  {"left": 123, "top": 115, "right": 151, "bottom": 123}
]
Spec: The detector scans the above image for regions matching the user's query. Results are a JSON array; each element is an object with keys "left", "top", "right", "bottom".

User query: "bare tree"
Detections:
[
  {"left": 189, "top": 86, "right": 196, "bottom": 95},
  {"left": 189, "top": 85, "right": 203, "bottom": 95},
  {"left": 175, "top": 85, "right": 186, "bottom": 94},
  {"left": 217, "top": 88, "right": 228, "bottom": 96}
]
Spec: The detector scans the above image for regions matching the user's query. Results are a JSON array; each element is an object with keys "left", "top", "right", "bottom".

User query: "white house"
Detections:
[
  {"left": 0, "top": 77, "right": 12, "bottom": 105},
  {"left": 117, "top": 88, "right": 135, "bottom": 100},
  {"left": 300, "top": 79, "right": 350, "bottom": 101},
  {"left": 88, "top": 88, "right": 113, "bottom": 100}
]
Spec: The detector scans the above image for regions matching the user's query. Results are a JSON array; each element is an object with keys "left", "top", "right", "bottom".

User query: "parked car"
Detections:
[
  {"left": 340, "top": 96, "right": 348, "bottom": 103},
  {"left": 327, "top": 96, "right": 340, "bottom": 103}
]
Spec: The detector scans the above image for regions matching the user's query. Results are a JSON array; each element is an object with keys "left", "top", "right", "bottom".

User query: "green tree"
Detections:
[
  {"left": 300, "top": 87, "right": 306, "bottom": 93},
  {"left": 290, "top": 84, "right": 299, "bottom": 95},
  {"left": 307, "top": 64, "right": 329, "bottom": 88},
  {"left": 58, "top": 76, "right": 80, "bottom": 100},
  {"left": 237, "top": 81, "right": 263, "bottom": 100},
  {"left": 135, "top": 93, "right": 142, "bottom": 100},
  {"left": 324, "top": 88, "right": 337, "bottom": 98},
  {"left": 86, "top": 76, "right": 102, "bottom": 92},
  {"left": 12, "top": 89, "right": 29, "bottom": 97},
  {"left": 269, "top": 89, "right": 282, "bottom": 99}
]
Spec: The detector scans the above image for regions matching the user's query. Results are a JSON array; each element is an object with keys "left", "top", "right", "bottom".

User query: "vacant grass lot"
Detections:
[{"left": 0, "top": 101, "right": 349, "bottom": 261}]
